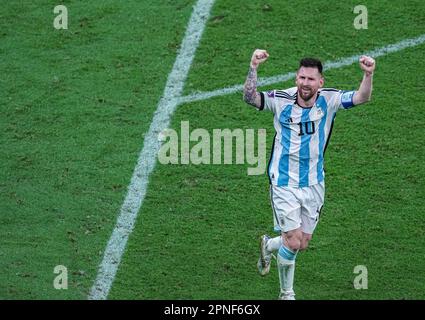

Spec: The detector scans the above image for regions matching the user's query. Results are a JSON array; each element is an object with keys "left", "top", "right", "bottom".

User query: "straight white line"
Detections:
[
  {"left": 177, "top": 34, "right": 425, "bottom": 105},
  {"left": 88, "top": 0, "right": 216, "bottom": 300}
]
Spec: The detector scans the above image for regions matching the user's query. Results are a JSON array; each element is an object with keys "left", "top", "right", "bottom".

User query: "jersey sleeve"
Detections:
[
  {"left": 327, "top": 90, "right": 357, "bottom": 111},
  {"left": 259, "top": 90, "right": 278, "bottom": 113},
  {"left": 339, "top": 90, "right": 356, "bottom": 109}
]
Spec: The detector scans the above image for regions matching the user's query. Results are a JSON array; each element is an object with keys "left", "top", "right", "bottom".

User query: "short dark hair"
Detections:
[{"left": 299, "top": 57, "right": 323, "bottom": 74}]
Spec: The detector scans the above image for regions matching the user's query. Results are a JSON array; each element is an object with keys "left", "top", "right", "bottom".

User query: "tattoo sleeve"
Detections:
[{"left": 243, "top": 66, "right": 260, "bottom": 108}]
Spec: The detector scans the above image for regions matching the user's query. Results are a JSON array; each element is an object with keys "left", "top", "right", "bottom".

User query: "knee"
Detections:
[
  {"left": 299, "top": 240, "right": 309, "bottom": 251},
  {"left": 285, "top": 235, "right": 302, "bottom": 252},
  {"left": 299, "top": 235, "right": 312, "bottom": 251}
]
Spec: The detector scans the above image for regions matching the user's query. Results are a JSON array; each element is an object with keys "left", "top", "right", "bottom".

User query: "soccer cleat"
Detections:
[
  {"left": 278, "top": 290, "right": 296, "bottom": 300},
  {"left": 257, "top": 234, "right": 273, "bottom": 276}
]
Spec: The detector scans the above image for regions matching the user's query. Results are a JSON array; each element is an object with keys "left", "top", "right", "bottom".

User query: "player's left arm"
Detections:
[{"left": 352, "top": 55, "right": 376, "bottom": 105}]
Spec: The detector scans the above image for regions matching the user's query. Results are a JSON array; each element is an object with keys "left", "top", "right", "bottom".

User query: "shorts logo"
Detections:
[{"left": 278, "top": 214, "right": 285, "bottom": 226}]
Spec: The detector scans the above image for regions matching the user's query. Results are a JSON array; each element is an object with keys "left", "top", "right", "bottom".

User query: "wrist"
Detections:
[{"left": 250, "top": 63, "right": 258, "bottom": 69}]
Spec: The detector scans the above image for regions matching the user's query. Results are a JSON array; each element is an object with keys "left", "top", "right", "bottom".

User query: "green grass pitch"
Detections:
[{"left": 1, "top": 0, "right": 424, "bottom": 299}]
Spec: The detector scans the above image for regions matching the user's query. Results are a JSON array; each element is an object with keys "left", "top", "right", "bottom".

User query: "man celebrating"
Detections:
[{"left": 243, "top": 49, "right": 375, "bottom": 300}]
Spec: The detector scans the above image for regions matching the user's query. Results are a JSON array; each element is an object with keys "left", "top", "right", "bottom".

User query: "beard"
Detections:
[{"left": 298, "top": 86, "right": 317, "bottom": 102}]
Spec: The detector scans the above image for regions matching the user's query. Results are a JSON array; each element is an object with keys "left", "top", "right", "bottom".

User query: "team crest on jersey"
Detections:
[{"left": 267, "top": 90, "right": 275, "bottom": 98}]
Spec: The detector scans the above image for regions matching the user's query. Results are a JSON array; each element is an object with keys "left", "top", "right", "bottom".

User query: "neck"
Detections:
[{"left": 297, "top": 92, "right": 318, "bottom": 108}]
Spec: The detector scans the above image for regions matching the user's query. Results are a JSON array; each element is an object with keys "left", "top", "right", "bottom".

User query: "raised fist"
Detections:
[
  {"left": 359, "top": 55, "right": 376, "bottom": 76},
  {"left": 251, "top": 49, "right": 269, "bottom": 68}
]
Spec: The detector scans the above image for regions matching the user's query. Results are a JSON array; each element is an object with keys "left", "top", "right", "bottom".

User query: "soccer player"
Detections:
[{"left": 243, "top": 49, "right": 375, "bottom": 300}]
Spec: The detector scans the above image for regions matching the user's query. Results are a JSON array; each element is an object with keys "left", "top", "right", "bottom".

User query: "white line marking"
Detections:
[
  {"left": 178, "top": 34, "right": 425, "bottom": 105},
  {"left": 88, "top": 0, "right": 216, "bottom": 300}
]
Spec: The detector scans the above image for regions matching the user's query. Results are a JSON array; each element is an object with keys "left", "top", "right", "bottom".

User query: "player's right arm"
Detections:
[{"left": 243, "top": 49, "right": 269, "bottom": 109}]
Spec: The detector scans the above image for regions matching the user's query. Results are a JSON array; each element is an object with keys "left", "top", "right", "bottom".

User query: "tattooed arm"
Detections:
[
  {"left": 243, "top": 49, "right": 269, "bottom": 109},
  {"left": 243, "top": 66, "right": 262, "bottom": 108}
]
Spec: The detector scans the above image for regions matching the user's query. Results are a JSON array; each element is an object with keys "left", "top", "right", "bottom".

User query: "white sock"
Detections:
[
  {"left": 277, "top": 245, "right": 297, "bottom": 293},
  {"left": 266, "top": 236, "right": 282, "bottom": 252}
]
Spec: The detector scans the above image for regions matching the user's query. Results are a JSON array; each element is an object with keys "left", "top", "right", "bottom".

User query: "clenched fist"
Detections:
[
  {"left": 359, "top": 55, "right": 376, "bottom": 76},
  {"left": 251, "top": 49, "right": 269, "bottom": 68}
]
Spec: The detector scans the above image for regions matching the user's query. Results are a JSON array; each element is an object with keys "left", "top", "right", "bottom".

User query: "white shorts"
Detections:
[{"left": 270, "top": 182, "right": 325, "bottom": 235}]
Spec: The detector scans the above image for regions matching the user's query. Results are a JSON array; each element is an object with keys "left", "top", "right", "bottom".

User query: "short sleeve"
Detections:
[
  {"left": 326, "top": 90, "right": 357, "bottom": 111},
  {"left": 259, "top": 90, "right": 278, "bottom": 113},
  {"left": 340, "top": 90, "right": 356, "bottom": 109}
]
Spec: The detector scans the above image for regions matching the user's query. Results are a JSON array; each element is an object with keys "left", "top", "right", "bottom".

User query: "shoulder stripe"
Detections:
[
  {"left": 320, "top": 88, "right": 339, "bottom": 92},
  {"left": 275, "top": 94, "right": 296, "bottom": 100},
  {"left": 276, "top": 90, "right": 297, "bottom": 97},
  {"left": 275, "top": 92, "right": 296, "bottom": 100}
]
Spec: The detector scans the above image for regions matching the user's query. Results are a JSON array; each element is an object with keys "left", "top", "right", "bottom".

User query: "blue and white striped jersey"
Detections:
[{"left": 260, "top": 87, "right": 356, "bottom": 188}]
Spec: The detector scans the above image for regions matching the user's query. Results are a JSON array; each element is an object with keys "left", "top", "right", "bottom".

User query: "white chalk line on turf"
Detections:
[
  {"left": 88, "top": 0, "right": 216, "bottom": 300},
  {"left": 177, "top": 33, "right": 425, "bottom": 105}
]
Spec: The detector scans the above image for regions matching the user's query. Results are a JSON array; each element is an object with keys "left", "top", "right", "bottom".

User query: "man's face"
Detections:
[{"left": 295, "top": 67, "right": 324, "bottom": 102}]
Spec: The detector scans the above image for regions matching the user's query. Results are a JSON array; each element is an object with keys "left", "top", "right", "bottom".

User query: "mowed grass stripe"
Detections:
[
  {"left": 89, "top": 0, "right": 216, "bottom": 300},
  {"left": 183, "top": 0, "right": 425, "bottom": 95},
  {"left": 0, "top": 1, "right": 197, "bottom": 299}
]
